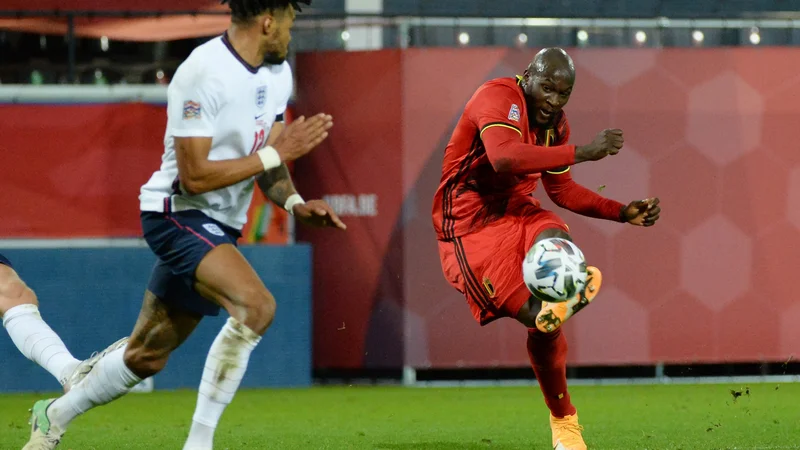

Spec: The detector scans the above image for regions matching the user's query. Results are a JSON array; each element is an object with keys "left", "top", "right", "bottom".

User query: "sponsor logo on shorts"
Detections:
[
  {"left": 508, "top": 104, "right": 521, "bottom": 122},
  {"left": 183, "top": 100, "right": 202, "bottom": 120},
  {"left": 202, "top": 223, "right": 225, "bottom": 237}
]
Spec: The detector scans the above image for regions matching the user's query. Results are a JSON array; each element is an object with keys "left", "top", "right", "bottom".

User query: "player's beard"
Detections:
[{"left": 264, "top": 52, "right": 286, "bottom": 65}]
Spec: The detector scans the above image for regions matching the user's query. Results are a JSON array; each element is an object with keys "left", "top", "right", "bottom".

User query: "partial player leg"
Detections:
[
  {"left": 517, "top": 291, "right": 588, "bottom": 450},
  {"left": 438, "top": 218, "right": 591, "bottom": 450},
  {"left": 23, "top": 291, "right": 202, "bottom": 449},
  {"left": 520, "top": 228, "right": 603, "bottom": 334},
  {"left": 0, "top": 264, "right": 81, "bottom": 389},
  {"left": 515, "top": 227, "right": 595, "bottom": 450},
  {"left": 182, "top": 244, "right": 273, "bottom": 450},
  {"left": 521, "top": 322, "right": 586, "bottom": 450}
]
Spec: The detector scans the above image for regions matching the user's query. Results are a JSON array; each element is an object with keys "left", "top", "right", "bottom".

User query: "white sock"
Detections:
[
  {"left": 48, "top": 346, "right": 141, "bottom": 429},
  {"left": 2, "top": 304, "right": 80, "bottom": 386},
  {"left": 183, "top": 318, "right": 261, "bottom": 450}
]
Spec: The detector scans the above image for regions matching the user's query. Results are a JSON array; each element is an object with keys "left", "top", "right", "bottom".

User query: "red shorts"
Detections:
[{"left": 437, "top": 208, "right": 569, "bottom": 326}]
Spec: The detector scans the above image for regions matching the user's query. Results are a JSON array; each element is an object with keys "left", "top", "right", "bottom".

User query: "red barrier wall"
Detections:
[
  {"left": 295, "top": 47, "right": 800, "bottom": 369},
  {"left": 2, "top": 48, "right": 798, "bottom": 369},
  {"left": 0, "top": 103, "right": 290, "bottom": 243},
  {"left": 293, "top": 50, "right": 406, "bottom": 368},
  {"left": 0, "top": 104, "right": 165, "bottom": 237}
]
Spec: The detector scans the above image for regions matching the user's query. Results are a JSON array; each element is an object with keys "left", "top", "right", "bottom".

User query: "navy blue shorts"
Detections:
[
  {"left": 141, "top": 210, "right": 242, "bottom": 317},
  {"left": 0, "top": 253, "right": 12, "bottom": 268}
]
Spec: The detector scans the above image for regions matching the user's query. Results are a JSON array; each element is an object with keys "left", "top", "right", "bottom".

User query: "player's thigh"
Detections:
[
  {"left": 453, "top": 220, "right": 533, "bottom": 325},
  {"left": 193, "top": 244, "right": 276, "bottom": 330},
  {"left": 0, "top": 265, "right": 37, "bottom": 315},
  {"left": 141, "top": 211, "right": 274, "bottom": 332},
  {"left": 515, "top": 209, "right": 574, "bottom": 327},
  {"left": 522, "top": 208, "right": 572, "bottom": 247},
  {"left": 124, "top": 290, "right": 203, "bottom": 377}
]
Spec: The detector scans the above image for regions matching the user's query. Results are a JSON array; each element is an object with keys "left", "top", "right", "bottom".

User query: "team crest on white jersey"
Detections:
[
  {"left": 202, "top": 223, "right": 225, "bottom": 237},
  {"left": 256, "top": 86, "right": 267, "bottom": 109},
  {"left": 508, "top": 104, "right": 521, "bottom": 122}
]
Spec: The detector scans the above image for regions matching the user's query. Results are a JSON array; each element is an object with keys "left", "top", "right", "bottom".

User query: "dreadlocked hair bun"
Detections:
[{"left": 221, "top": 0, "right": 309, "bottom": 20}]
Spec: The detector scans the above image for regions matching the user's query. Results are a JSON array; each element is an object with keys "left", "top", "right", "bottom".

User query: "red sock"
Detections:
[{"left": 527, "top": 327, "right": 576, "bottom": 418}]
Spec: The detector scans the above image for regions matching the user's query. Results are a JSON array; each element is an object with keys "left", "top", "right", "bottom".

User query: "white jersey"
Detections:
[{"left": 139, "top": 33, "right": 293, "bottom": 230}]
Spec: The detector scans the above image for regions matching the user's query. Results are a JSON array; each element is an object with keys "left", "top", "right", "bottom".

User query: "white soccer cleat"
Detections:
[
  {"left": 23, "top": 399, "right": 64, "bottom": 450},
  {"left": 63, "top": 337, "right": 129, "bottom": 393}
]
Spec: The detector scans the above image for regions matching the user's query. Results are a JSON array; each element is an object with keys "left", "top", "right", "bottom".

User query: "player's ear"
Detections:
[
  {"left": 261, "top": 13, "right": 275, "bottom": 35},
  {"left": 520, "top": 71, "right": 531, "bottom": 89}
]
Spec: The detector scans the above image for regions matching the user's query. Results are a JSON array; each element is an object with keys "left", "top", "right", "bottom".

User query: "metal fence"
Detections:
[{"left": 2, "top": 13, "right": 799, "bottom": 84}]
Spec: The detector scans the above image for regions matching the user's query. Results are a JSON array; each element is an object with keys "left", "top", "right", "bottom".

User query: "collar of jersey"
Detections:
[{"left": 221, "top": 31, "right": 260, "bottom": 75}]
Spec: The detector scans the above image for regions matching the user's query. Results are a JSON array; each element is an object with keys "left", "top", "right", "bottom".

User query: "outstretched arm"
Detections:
[
  {"left": 473, "top": 86, "right": 621, "bottom": 175},
  {"left": 541, "top": 169, "right": 625, "bottom": 222},
  {"left": 481, "top": 125, "right": 576, "bottom": 175}
]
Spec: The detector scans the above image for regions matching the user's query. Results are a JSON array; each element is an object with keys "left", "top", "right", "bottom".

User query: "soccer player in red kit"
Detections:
[{"left": 432, "top": 48, "right": 661, "bottom": 449}]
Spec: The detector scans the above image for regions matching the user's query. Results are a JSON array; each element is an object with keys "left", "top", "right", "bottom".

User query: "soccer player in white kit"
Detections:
[
  {"left": 0, "top": 253, "right": 127, "bottom": 393},
  {"left": 22, "top": 1, "right": 343, "bottom": 449}
]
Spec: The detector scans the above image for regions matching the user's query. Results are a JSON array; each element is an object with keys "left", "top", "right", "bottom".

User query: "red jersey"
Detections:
[{"left": 432, "top": 77, "right": 573, "bottom": 240}]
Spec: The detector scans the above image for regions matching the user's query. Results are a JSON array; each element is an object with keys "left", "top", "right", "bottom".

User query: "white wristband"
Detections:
[
  {"left": 257, "top": 146, "right": 282, "bottom": 171},
  {"left": 284, "top": 193, "right": 305, "bottom": 215}
]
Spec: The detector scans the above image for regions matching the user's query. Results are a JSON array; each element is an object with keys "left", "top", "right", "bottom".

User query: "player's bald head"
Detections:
[
  {"left": 520, "top": 48, "right": 576, "bottom": 126},
  {"left": 527, "top": 48, "right": 575, "bottom": 83}
]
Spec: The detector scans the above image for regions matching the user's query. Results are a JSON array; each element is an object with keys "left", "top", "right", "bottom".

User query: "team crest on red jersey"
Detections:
[
  {"left": 482, "top": 277, "right": 496, "bottom": 297},
  {"left": 508, "top": 104, "right": 521, "bottom": 122},
  {"left": 182, "top": 100, "right": 202, "bottom": 120}
]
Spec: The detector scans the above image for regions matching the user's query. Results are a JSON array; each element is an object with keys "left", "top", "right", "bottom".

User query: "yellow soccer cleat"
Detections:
[
  {"left": 536, "top": 266, "right": 602, "bottom": 333},
  {"left": 551, "top": 412, "right": 587, "bottom": 450}
]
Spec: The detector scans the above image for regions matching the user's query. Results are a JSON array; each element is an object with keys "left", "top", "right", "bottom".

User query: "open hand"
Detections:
[
  {"left": 292, "top": 199, "right": 347, "bottom": 230},
  {"left": 273, "top": 113, "right": 334, "bottom": 162},
  {"left": 622, "top": 197, "right": 660, "bottom": 227}
]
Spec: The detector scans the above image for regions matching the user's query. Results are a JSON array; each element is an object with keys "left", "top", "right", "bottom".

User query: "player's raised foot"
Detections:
[
  {"left": 550, "top": 412, "right": 587, "bottom": 450},
  {"left": 536, "top": 266, "right": 602, "bottom": 333},
  {"left": 22, "top": 399, "right": 64, "bottom": 450},
  {"left": 63, "top": 336, "right": 129, "bottom": 393}
]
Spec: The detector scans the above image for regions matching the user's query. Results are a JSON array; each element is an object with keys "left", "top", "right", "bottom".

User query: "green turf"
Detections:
[{"left": 1, "top": 383, "right": 799, "bottom": 449}]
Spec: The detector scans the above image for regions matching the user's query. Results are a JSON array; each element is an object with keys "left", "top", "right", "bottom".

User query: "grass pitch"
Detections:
[{"left": 1, "top": 383, "right": 799, "bottom": 449}]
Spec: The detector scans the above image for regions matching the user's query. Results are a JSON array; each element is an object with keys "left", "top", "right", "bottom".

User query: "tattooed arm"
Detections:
[
  {"left": 256, "top": 122, "right": 298, "bottom": 209},
  {"left": 257, "top": 121, "right": 346, "bottom": 229},
  {"left": 256, "top": 163, "right": 298, "bottom": 208}
]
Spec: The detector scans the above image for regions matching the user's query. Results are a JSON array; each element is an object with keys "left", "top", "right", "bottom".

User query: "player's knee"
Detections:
[
  {"left": 515, "top": 295, "right": 540, "bottom": 328},
  {"left": 237, "top": 288, "right": 276, "bottom": 335},
  {"left": 517, "top": 313, "right": 538, "bottom": 329},
  {"left": 0, "top": 274, "right": 38, "bottom": 313},
  {"left": 123, "top": 341, "right": 169, "bottom": 378},
  {"left": 534, "top": 228, "right": 571, "bottom": 243}
]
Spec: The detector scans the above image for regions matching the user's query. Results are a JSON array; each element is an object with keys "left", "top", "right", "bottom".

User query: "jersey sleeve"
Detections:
[
  {"left": 467, "top": 83, "right": 525, "bottom": 139},
  {"left": 275, "top": 62, "right": 294, "bottom": 121},
  {"left": 542, "top": 168, "right": 625, "bottom": 222},
  {"left": 475, "top": 83, "right": 576, "bottom": 175},
  {"left": 167, "top": 62, "right": 225, "bottom": 138},
  {"left": 545, "top": 114, "right": 573, "bottom": 175}
]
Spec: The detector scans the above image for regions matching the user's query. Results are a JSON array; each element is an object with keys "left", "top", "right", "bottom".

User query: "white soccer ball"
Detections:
[{"left": 523, "top": 238, "right": 587, "bottom": 303}]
